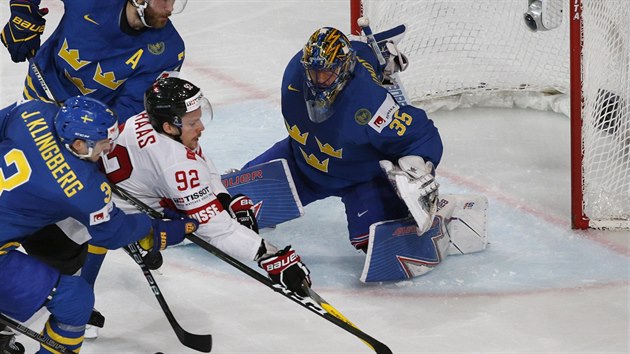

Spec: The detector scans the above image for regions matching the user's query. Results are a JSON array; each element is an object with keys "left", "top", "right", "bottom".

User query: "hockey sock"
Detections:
[{"left": 80, "top": 245, "right": 107, "bottom": 288}]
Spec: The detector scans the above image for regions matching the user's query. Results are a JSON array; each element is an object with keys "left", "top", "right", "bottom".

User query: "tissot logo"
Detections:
[{"left": 177, "top": 186, "right": 211, "bottom": 204}]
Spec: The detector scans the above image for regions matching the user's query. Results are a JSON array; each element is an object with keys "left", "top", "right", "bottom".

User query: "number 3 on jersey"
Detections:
[{"left": 0, "top": 149, "right": 32, "bottom": 196}]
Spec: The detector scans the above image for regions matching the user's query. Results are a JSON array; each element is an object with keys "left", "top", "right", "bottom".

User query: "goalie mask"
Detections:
[
  {"left": 301, "top": 27, "right": 356, "bottom": 123},
  {"left": 144, "top": 77, "right": 213, "bottom": 138},
  {"left": 55, "top": 96, "right": 119, "bottom": 159}
]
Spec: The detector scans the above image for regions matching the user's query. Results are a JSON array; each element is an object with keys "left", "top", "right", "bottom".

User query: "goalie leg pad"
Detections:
[
  {"left": 360, "top": 215, "right": 449, "bottom": 283},
  {"left": 443, "top": 194, "right": 489, "bottom": 255},
  {"left": 223, "top": 156, "right": 305, "bottom": 229}
]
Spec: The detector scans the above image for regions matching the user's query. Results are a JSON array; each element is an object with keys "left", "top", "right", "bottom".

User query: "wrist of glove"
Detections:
[
  {"left": 382, "top": 40, "right": 408, "bottom": 82},
  {"left": 139, "top": 209, "right": 199, "bottom": 254},
  {"left": 258, "top": 245, "right": 311, "bottom": 297},
  {"left": 228, "top": 194, "right": 259, "bottom": 233},
  {"left": 380, "top": 156, "right": 439, "bottom": 233},
  {"left": 1, "top": 0, "right": 48, "bottom": 63}
]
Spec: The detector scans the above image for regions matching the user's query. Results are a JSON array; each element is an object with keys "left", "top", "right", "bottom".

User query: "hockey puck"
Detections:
[{"left": 155, "top": 352, "right": 164, "bottom": 354}]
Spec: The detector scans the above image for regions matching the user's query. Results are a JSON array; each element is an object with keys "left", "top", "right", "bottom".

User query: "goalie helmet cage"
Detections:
[{"left": 350, "top": 0, "right": 630, "bottom": 230}]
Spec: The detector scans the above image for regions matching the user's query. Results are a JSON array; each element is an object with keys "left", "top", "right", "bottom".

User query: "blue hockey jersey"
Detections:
[
  {"left": 23, "top": 0, "right": 185, "bottom": 120},
  {"left": 280, "top": 41, "right": 443, "bottom": 190},
  {"left": 0, "top": 100, "right": 151, "bottom": 248}
]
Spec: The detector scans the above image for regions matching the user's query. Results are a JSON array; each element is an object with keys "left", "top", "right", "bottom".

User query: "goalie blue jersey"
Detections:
[
  {"left": 280, "top": 41, "right": 443, "bottom": 190},
  {"left": 23, "top": 0, "right": 185, "bottom": 120},
  {"left": 0, "top": 100, "right": 150, "bottom": 249}
]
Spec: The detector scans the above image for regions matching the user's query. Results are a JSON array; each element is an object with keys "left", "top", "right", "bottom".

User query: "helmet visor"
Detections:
[
  {"left": 304, "top": 88, "right": 336, "bottom": 124},
  {"left": 172, "top": 91, "right": 213, "bottom": 129},
  {"left": 185, "top": 90, "right": 212, "bottom": 120}
]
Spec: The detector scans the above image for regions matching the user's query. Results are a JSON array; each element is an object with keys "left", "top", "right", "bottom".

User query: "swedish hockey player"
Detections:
[
  {"left": 1, "top": 0, "right": 186, "bottom": 120},
  {"left": 243, "top": 27, "right": 488, "bottom": 283},
  {"left": 0, "top": 96, "right": 196, "bottom": 353},
  {"left": 1, "top": 0, "right": 191, "bottom": 339}
]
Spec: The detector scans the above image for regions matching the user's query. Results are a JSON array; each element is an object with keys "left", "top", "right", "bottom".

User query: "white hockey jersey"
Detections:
[{"left": 101, "top": 111, "right": 262, "bottom": 261}]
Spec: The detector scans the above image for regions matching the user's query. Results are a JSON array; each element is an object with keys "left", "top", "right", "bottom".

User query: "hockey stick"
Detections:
[
  {"left": 28, "top": 58, "right": 60, "bottom": 106},
  {"left": 22, "top": 61, "right": 211, "bottom": 353},
  {"left": 0, "top": 313, "right": 73, "bottom": 354},
  {"left": 187, "top": 233, "right": 392, "bottom": 354},
  {"left": 110, "top": 184, "right": 392, "bottom": 354},
  {"left": 122, "top": 242, "right": 213, "bottom": 353},
  {"left": 358, "top": 17, "right": 386, "bottom": 66}
]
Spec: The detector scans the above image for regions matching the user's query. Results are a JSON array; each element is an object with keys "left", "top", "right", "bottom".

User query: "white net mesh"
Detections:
[
  {"left": 360, "top": 0, "right": 629, "bottom": 228},
  {"left": 580, "top": 1, "right": 630, "bottom": 226},
  {"left": 361, "top": 0, "right": 569, "bottom": 112}
]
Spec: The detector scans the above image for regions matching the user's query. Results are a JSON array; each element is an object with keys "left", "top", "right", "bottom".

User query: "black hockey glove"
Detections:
[
  {"left": 1, "top": 0, "right": 48, "bottom": 62},
  {"left": 141, "top": 249, "right": 164, "bottom": 270},
  {"left": 258, "top": 245, "right": 311, "bottom": 297},
  {"left": 228, "top": 194, "right": 259, "bottom": 233}
]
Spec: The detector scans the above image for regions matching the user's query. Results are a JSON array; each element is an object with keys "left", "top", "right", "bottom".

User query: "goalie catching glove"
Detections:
[
  {"left": 380, "top": 155, "right": 439, "bottom": 234},
  {"left": 1, "top": 0, "right": 48, "bottom": 62},
  {"left": 139, "top": 208, "right": 199, "bottom": 255},
  {"left": 257, "top": 245, "right": 311, "bottom": 297}
]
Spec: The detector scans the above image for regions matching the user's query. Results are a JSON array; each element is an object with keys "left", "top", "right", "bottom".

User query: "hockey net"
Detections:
[{"left": 351, "top": 0, "right": 630, "bottom": 229}]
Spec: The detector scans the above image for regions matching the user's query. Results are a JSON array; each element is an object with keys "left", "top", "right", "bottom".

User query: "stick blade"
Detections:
[{"left": 176, "top": 330, "right": 212, "bottom": 353}]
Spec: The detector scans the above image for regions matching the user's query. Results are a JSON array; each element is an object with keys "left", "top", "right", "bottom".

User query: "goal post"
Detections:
[
  {"left": 350, "top": 0, "right": 630, "bottom": 230},
  {"left": 569, "top": 0, "right": 586, "bottom": 229}
]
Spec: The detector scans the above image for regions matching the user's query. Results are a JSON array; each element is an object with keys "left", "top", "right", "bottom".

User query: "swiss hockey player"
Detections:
[
  {"left": 243, "top": 27, "right": 488, "bottom": 283},
  {"left": 0, "top": 96, "right": 196, "bottom": 353},
  {"left": 76, "top": 77, "right": 312, "bottom": 336}
]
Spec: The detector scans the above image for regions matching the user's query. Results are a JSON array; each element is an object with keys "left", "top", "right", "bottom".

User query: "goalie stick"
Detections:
[
  {"left": 110, "top": 183, "right": 393, "bottom": 354},
  {"left": 0, "top": 313, "right": 73, "bottom": 354},
  {"left": 122, "top": 243, "right": 213, "bottom": 353},
  {"left": 358, "top": 17, "right": 411, "bottom": 106}
]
